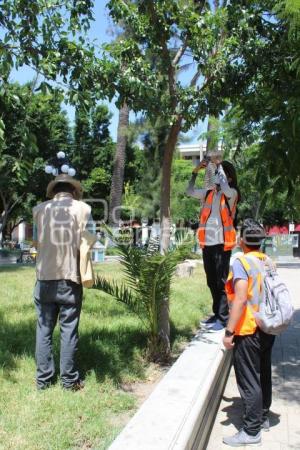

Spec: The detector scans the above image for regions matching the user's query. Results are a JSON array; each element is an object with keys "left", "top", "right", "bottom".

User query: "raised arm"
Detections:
[
  {"left": 185, "top": 161, "right": 207, "bottom": 201},
  {"left": 217, "top": 164, "right": 237, "bottom": 199}
]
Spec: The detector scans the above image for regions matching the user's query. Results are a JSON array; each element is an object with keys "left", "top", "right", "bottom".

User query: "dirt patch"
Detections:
[
  {"left": 109, "top": 364, "right": 169, "bottom": 430},
  {"left": 120, "top": 338, "right": 195, "bottom": 407},
  {"left": 109, "top": 337, "right": 198, "bottom": 436},
  {"left": 120, "top": 362, "right": 169, "bottom": 407}
]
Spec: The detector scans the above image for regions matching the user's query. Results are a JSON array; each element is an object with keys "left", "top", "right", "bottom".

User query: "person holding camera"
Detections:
[{"left": 186, "top": 155, "right": 240, "bottom": 332}]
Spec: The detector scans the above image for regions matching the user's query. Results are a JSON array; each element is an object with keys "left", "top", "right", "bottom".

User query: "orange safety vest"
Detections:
[
  {"left": 197, "top": 190, "right": 237, "bottom": 251},
  {"left": 225, "top": 251, "right": 267, "bottom": 336}
]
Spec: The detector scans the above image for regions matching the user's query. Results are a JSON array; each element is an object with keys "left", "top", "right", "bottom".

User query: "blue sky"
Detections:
[{"left": 9, "top": 0, "right": 206, "bottom": 143}]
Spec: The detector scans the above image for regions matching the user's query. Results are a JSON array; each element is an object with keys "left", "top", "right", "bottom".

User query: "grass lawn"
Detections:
[{"left": 0, "top": 262, "right": 211, "bottom": 450}]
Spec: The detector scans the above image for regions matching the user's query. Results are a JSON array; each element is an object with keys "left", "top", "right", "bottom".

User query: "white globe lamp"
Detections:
[
  {"left": 61, "top": 164, "right": 69, "bottom": 173},
  {"left": 45, "top": 165, "right": 53, "bottom": 174},
  {"left": 68, "top": 168, "right": 76, "bottom": 177},
  {"left": 57, "top": 151, "right": 65, "bottom": 159}
]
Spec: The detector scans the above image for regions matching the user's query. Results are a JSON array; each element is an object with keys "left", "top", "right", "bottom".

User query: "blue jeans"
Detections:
[{"left": 34, "top": 280, "right": 82, "bottom": 389}]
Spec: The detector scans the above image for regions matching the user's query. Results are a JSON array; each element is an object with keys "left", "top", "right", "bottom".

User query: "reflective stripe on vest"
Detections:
[
  {"left": 197, "top": 190, "right": 236, "bottom": 251},
  {"left": 225, "top": 252, "right": 266, "bottom": 336}
]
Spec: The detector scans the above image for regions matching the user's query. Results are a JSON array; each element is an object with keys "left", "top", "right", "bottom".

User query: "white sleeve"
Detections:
[
  {"left": 217, "top": 165, "right": 237, "bottom": 200},
  {"left": 186, "top": 173, "right": 207, "bottom": 201}
]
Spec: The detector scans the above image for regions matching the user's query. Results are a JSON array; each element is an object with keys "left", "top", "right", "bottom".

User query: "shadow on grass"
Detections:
[
  {"left": 78, "top": 326, "right": 148, "bottom": 384},
  {"left": 170, "top": 320, "right": 197, "bottom": 344},
  {"left": 0, "top": 304, "right": 197, "bottom": 386},
  {"left": 0, "top": 308, "right": 150, "bottom": 384},
  {"left": 0, "top": 264, "right": 35, "bottom": 272},
  {"left": 0, "top": 310, "right": 36, "bottom": 378}
]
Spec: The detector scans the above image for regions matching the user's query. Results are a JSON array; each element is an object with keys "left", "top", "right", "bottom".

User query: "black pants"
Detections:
[
  {"left": 233, "top": 330, "right": 275, "bottom": 435},
  {"left": 34, "top": 280, "right": 83, "bottom": 389},
  {"left": 202, "top": 244, "right": 231, "bottom": 325}
]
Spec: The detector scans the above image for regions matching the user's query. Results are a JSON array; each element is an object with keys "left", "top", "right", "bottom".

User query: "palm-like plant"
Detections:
[{"left": 92, "top": 227, "right": 194, "bottom": 361}]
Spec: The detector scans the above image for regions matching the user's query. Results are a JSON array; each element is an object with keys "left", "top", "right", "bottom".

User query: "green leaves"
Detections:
[
  {"left": 92, "top": 225, "right": 193, "bottom": 359},
  {"left": 0, "top": 0, "right": 98, "bottom": 99},
  {"left": 93, "top": 275, "right": 140, "bottom": 314},
  {"left": 0, "top": 82, "right": 72, "bottom": 240}
]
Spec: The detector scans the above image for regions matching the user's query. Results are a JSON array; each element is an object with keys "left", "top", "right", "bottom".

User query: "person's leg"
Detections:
[
  {"left": 59, "top": 298, "right": 82, "bottom": 389},
  {"left": 233, "top": 332, "right": 262, "bottom": 436},
  {"left": 34, "top": 298, "right": 59, "bottom": 389},
  {"left": 215, "top": 248, "right": 231, "bottom": 325},
  {"left": 202, "top": 246, "right": 219, "bottom": 318},
  {"left": 260, "top": 330, "right": 275, "bottom": 421}
]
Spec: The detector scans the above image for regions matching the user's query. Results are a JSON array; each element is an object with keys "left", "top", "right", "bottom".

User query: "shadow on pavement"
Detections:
[
  {"left": 271, "top": 308, "right": 300, "bottom": 406},
  {"left": 220, "top": 396, "right": 281, "bottom": 431}
]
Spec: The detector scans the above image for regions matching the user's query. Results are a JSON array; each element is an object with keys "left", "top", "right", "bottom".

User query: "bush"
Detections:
[
  {"left": 0, "top": 249, "right": 21, "bottom": 258},
  {"left": 105, "top": 246, "right": 121, "bottom": 256},
  {"left": 92, "top": 227, "right": 194, "bottom": 361}
]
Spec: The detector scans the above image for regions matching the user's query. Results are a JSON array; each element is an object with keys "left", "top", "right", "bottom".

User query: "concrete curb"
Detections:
[
  {"left": 108, "top": 330, "right": 232, "bottom": 450},
  {"left": 276, "top": 261, "right": 300, "bottom": 268}
]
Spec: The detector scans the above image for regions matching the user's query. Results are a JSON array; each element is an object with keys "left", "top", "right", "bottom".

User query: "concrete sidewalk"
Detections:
[{"left": 207, "top": 268, "right": 300, "bottom": 450}]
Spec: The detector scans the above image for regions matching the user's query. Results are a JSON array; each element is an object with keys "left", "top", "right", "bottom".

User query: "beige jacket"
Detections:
[
  {"left": 80, "top": 230, "right": 97, "bottom": 288},
  {"left": 33, "top": 193, "right": 91, "bottom": 284}
]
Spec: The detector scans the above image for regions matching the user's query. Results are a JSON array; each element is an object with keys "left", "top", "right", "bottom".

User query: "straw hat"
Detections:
[{"left": 46, "top": 174, "right": 83, "bottom": 200}]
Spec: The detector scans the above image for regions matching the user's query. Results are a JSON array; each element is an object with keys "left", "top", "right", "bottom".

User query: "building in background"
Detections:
[
  {"left": 177, "top": 141, "right": 223, "bottom": 165},
  {"left": 11, "top": 222, "right": 33, "bottom": 245}
]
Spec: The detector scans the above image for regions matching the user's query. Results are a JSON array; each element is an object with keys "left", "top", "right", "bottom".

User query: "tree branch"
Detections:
[
  {"left": 147, "top": 3, "right": 177, "bottom": 107},
  {"left": 190, "top": 69, "right": 202, "bottom": 87},
  {"left": 0, "top": 191, "right": 7, "bottom": 213},
  {"left": 7, "top": 193, "right": 26, "bottom": 216},
  {"left": 172, "top": 41, "right": 188, "bottom": 67},
  {"left": 9, "top": 218, "right": 25, "bottom": 235}
]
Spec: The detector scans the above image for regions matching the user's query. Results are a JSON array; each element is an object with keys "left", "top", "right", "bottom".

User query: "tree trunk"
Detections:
[
  {"left": 158, "top": 117, "right": 182, "bottom": 359},
  {"left": 206, "top": 115, "right": 219, "bottom": 154},
  {"left": 0, "top": 192, "right": 9, "bottom": 246},
  {"left": 0, "top": 212, "right": 8, "bottom": 246},
  {"left": 160, "top": 118, "right": 183, "bottom": 252},
  {"left": 108, "top": 102, "right": 129, "bottom": 225},
  {"left": 0, "top": 191, "right": 25, "bottom": 245}
]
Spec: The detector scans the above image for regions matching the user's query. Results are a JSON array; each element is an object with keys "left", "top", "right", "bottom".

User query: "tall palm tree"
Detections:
[{"left": 109, "top": 101, "right": 129, "bottom": 225}]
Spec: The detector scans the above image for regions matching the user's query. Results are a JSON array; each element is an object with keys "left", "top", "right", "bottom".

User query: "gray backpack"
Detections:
[{"left": 249, "top": 257, "right": 294, "bottom": 335}]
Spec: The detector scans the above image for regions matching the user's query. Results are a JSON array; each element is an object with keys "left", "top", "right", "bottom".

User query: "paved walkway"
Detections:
[{"left": 207, "top": 268, "right": 300, "bottom": 450}]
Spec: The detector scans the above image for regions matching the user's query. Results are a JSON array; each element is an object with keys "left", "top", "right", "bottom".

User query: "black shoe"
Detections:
[
  {"left": 261, "top": 417, "right": 270, "bottom": 431},
  {"left": 200, "top": 315, "right": 217, "bottom": 327},
  {"left": 37, "top": 382, "right": 51, "bottom": 391},
  {"left": 63, "top": 379, "right": 85, "bottom": 391}
]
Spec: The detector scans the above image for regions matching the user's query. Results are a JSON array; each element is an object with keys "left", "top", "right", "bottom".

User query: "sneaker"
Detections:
[
  {"left": 200, "top": 315, "right": 216, "bottom": 327},
  {"left": 223, "top": 429, "right": 261, "bottom": 447},
  {"left": 206, "top": 320, "right": 225, "bottom": 332},
  {"left": 261, "top": 417, "right": 270, "bottom": 431}
]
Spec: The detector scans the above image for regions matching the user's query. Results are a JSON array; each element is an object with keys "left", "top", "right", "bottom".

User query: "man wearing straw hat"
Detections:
[{"left": 33, "top": 170, "right": 92, "bottom": 391}]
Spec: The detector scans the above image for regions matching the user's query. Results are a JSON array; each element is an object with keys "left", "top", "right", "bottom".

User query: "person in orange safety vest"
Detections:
[
  {"left": 186, "top": 156, "right": 240, "bottom": 332},
  {"left": 222, "top": 218, "right": 275, "bottom": 447}
]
